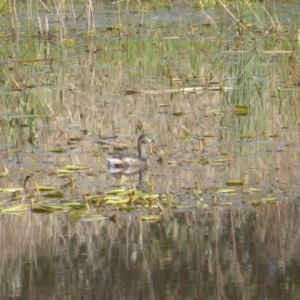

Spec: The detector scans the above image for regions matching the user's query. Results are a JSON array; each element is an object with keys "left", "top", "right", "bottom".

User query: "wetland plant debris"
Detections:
[
  {"left": 0, "top": 179, "right": 173, "bottom": 222},
  {"left": 231, "top": 105, "right": 249, "bottom": 116},
  {"left": 125, "top": 84, "right": 230, "bottom": 96}
]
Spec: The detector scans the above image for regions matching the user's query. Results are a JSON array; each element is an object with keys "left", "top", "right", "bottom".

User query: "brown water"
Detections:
[
  {"left": 1, "top": 202, "right": 300, "bottom": 299},
  {"left": 1, "top": 1, "right": 300, "bottom": 299}
]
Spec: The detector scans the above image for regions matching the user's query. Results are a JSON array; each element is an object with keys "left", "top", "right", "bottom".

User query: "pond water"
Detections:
[
  {"left": 1, "top": 1, "right": 300, "bottom": 299},
  {"left": 2, "top": 202, "right": 300, "bottom": 299}
]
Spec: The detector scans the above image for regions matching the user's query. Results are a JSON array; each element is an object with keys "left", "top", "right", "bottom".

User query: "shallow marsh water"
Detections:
[{"left": 1, "top": 1, "right": 300, "bottom": 299}]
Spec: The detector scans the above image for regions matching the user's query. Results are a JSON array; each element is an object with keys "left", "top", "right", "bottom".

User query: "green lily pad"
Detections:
[
  {"left": 67, "top": 210, "right": 86, "bottom": 221},
  {"left": 173, "top": 111, "right": 185, "bottom": 116},
  {"left": 232, "top": 105, "right": 248, "bottom": 116},
  {"left": 32, "top": 206, "right": 55, "bottom": 213},
  {"left": 199, "top": 158, "right": 209, "bottom": 165},
  {"left": 42, "top": 190, "right": 64, "bottom": 198},
  {"left": 49, "top": 149, "right": 67, "bottom": 153},
  {"left": 262, "top": 197, "right": 278, "bottom": 204},
  {"left": 37, "top": 185, "right": 59, "bottom": 191},
  {"left": 105, "top": 189, "right": 126, "bottom": 195},
  {"left": 226, "top": 180, "right": 245, "bottom": 186}
]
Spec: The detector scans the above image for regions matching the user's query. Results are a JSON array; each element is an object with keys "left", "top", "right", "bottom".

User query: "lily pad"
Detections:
[
  {"left": 239, "top": 134, "right": 254, "bottom": 139},
  {"left": 37, "top": 185, "right": 59, "bottom": 191},
  {"left": 173, "top": 112, "right": 185, "bottom": 116},
  {"left": 141, "top": 215, "right": 160, "bottom": 222},
  {"left": 1, "top": 204, "right": 27, "bottom": 213},
  {"left": 64, "top": 165, "right": 88, "bottom": 171},
  {"left": 199, "top": 158, "right": 209, "bottom": 165},
  {"left": 216, "top": 189, "right": 236, "bottom": 194},
  {"left": 105, "top": 189, "right": 126, "bottom": 195},
  {"left": 226, "top": 180, "right": 245, "bottom": 186},
  {"left": 232, "top": 105, "right": 248, "bottom": 116},
  {"left": 42, "top": 190, "right": 64, "bottom": 198},
  {"left": 106, "top": 199, "right": 129, "bottom": 205},
  {"left": 63, "top": 203, "right": 88, "bottom": 210},
  {"left": 32, "top": 206, "right": 55, "bottom": 213},
  {"left": 80, "top": 215, "right": 109, "bottom": 222},
  {"left": 262, "top": 197, "right": 278, "bottom": 204},
  {"left": 49, "top": 149, "right": 67, "bottom": 153}
]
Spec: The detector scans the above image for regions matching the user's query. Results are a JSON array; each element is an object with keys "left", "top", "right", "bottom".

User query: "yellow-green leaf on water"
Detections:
[
  {"left": 121, "top": 189, "right": 136, "bottom": 196},
  {"left": 226, "top": 180, "right": 245, "bottom": 186},
  {"left": 37, "top": 185, "right": 59, "bottom": 191},
  {"left": 239, "top": 134, "right": 254, "bottom": 139},
  {"left": 63, "top": 39, "right": 75, "bottom": 46},
  {"left": 0, "top": 212, "right": 25, "bottom": 217},
  {"left": 215, "top": 158, "right": 231, "bottom": 163},
  {"left": 69, "top": 137, "right": 84, "bottom": 141},
  {"left": 80, "top": 215, "right": 109, "bottom": 222},
  {"left": 216, "top": 189, "right": 236, "bottom": 194},
  {"left": 67, "top": 210, "right": 86, "bottom": 221},
  {"left": 133, "top": 190, "right": 145, "bottom": 198},
  {"left": 49, "top": 149, "right": 67, "bottom": 153},
  {"left": 88, "top": 196, "right": 105, "bottom": 204},
  {"left": 104, "top": 196, "right": 123, "bottom": 201},
  {"left": 143, "top": 194, "right": 160, "bottom": 201},
  {"left": 91, "top": 150, "right": 102, "bottom": 157},
  {"left": 205, "top": 109, "right": 218, "bottom": 116},
  {"left": 43, "top": 191, "right": 64, "bottom": 198},
  {"left": 182, "top": 126, "right": 190, "bottom": 135},
  {"left": 193, "top": 189, "right": 203, "bottom": 196},
  {"left": 32, "top": 206, "right": 54, "bottom": 213},
  {"left": 64, "top": 165, "right": 88, "bottom": 171},
  {"left": 199, "top": 158, "right": 209, "bottom": 165},
  {"left": 218, "top": 201, "right": 233, "bottom": 206},
  {"left": 1, "top": 204, "right": 27, "bottom": 213},
  {"left": 262, "top": 197, "right": 278, "bottom": 204},
  {"left": 63, "top": 203, "right": 87, "bottom": 210},
  {"left": 244, "top": 188, "right": 261, "bottom": 193},
  {"left": 141, "top": 215, "right": 160, "bottom": 222},
  {"left": 269, "top": 133, "right": 279, "bottom": 138},
  {"left": 53, "top": 169, "right": 74, "bottom": 175},
  {"left": 211, "top": 158, "right": 231, "bottom": 166},
  {"left": 106, "top": 199, "right": 129, "bottom": 205},
  {"left": 105, "top": 189, "right": 126, "bottom": 195},
  {"left": 249, "top": 199, "right": 262, "bottom": 206},
  {"left": 0, "top": 187, "right": 24, "bottom": 193},
  {"left": 232, "top": 105, "right": 248, "bottom": 116},
  {"left": 40, "top": 205, "right": 64, "bottom": 211},
  {"left": 173, "top": 111, "right": 185, "bottom": 116}
]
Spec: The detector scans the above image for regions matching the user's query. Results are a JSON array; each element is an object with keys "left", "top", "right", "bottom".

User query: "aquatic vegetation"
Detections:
[{"left": 0, "top": 0, "right": 298, "bottom": 222}]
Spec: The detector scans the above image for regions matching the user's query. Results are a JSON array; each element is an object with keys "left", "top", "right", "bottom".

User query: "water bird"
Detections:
[{"left": 107, "top": 134, "right": 155, "bottom": 174}]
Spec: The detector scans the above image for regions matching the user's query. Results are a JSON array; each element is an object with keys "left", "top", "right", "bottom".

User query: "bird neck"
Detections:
[{"left": 138, "top": 142, "right": 147, "bottom": 158}]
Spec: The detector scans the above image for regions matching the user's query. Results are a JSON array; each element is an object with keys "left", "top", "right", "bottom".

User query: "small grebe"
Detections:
[{"left": 107, "top": 134, "right": 155, "bottom": 171}]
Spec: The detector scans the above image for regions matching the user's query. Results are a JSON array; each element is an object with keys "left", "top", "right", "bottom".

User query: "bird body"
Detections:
[{"left": 107, "top": 134, "right": 155, "bottom": 173}]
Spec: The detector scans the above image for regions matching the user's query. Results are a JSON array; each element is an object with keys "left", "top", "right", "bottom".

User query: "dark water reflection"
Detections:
[{"left": 1, "top": 202, "right": 300, "bottom": 299}]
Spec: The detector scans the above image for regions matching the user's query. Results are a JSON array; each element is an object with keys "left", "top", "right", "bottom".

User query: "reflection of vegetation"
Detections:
[
  {"left": 1, "top": 203, "right": 300, "bottom": 298},
  {"left": 0, "top": 0, "right": 298, "bottom": 213}
]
